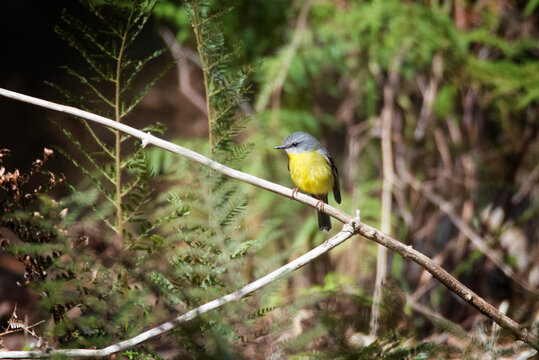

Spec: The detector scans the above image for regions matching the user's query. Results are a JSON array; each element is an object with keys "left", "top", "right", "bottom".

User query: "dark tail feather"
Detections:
[
  {"left": 316, "top": 194, "right": 331, "bottom": 231},
  {"left": 317, "top": 210, "right": 331, "bottom": 231}
]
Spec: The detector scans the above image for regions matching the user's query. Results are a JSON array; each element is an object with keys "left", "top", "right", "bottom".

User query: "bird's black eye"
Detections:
[{"left": 291, "top": 142, "right": 298, "bottom": 147}]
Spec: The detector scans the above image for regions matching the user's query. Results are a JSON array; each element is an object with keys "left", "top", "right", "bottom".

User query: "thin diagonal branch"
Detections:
[
  {"left": 159, "top": 27, "right": 208, "bottom": 115},
  {"left": 0, "top": 87, "right": 537, "bottom": 354},
  {"left": 0, "top": 226, "right": 357, "bottom": 358},
  {"left": 414, "top": 53, "right": 443, "bottom": 141},
  {"left": 395, "top": 155, "right": 537, "bottom": 295}
]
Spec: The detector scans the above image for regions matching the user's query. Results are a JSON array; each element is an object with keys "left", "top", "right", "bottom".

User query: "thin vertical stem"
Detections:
[
  {"left": 0, "top": 86, "right": 537, "bottom": 349},
  {"left": 113, "top": 9, "right": 135, "bottom": 236},
  {"left": 370, "top": 56, "right": 399, "bottom": 334},
  {"left": 190, "top": 3, "right": 213, "bottom": 153}
]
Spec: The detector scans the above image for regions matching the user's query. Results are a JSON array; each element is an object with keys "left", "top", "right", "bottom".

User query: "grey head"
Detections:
[
  {"left": 275, "top": 131, "right": 341, "bottom": 205},
  {"left": 274, "top": 132, "right": 325, "bottom": 155}
]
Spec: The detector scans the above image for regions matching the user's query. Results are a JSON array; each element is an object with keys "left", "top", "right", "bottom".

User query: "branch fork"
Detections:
[{"left": 0, "top": 87, "right": 537, "bottom": 358}]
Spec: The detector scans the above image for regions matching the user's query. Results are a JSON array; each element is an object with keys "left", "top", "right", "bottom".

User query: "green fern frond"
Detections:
[
  {"left": 63, "top": 67, "right": 115, "bottom": 107},
  {"left": 54, "top": 147, "right": 115, "bottom": 206},
  {"left": 122, "top": 61, "right": 174, "bottom": 116},
  {"left": 58, "top": 9, "right": 116, "bottom": 58},
  {"left": 52, "top": 0, "right": 169, "bottom": 244},
  {"left": 121, "top": 48, "right": 167, "bottom": 95},
  {"left": 56, "top": 22, "right": 114, "bottom": 82},
  {"left": 45, "top": 81, "right": 89, "bottom": 111},
  {"left": 150, "top": 271, "right": 188, "bottom": 307},
  {"left": 218, "top": 196, "right": 248, "bottom": 230},
  {"left": 123, "top": 0, "right": 160, "bottom": 49},
  {"left": 54, "top": 123, "right": 115, "bottom": 185}
]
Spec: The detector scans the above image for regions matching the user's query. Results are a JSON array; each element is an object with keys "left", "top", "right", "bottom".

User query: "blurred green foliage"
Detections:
[{"left": 1, "top": 0, "right": 538, "bottom": 358}]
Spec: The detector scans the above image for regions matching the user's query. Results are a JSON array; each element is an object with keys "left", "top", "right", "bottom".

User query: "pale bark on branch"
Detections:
[
  {"left": 0, "top": 225, "right": 356, "bottom": 358},
  {"left": 394, "top": 156, "right": 537, "bottom": 295},
  {"left": 0, "top": 87, "right": 537, "bottom": 357},
  {"left": 370, "top": 82, "right": 395, "bottom": 336},
  {"left": 159, "top": 26, "right": 208, "bottom": 115}
]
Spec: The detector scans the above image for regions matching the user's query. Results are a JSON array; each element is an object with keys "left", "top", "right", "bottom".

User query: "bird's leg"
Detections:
[
  {"left": 315, "top": 199, "right": 325, "bottom": 211},
  {"left": 291, "top": 188, "right": 299, "bottom": 199}
]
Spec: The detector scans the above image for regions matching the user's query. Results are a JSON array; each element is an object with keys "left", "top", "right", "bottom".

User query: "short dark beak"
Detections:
[{"left": 275, "top": 144, "right": 286, "bottom": 149}]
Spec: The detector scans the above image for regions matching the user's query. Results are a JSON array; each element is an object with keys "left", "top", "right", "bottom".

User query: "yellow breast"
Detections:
[{"left": 288, "top": 151, "right": 334, "bottom": 196}]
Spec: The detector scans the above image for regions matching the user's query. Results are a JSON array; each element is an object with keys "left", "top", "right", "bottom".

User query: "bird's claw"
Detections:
[
  {"left": 291, "top": 188, "right": 299, "bottom": 199},
  {"left": 315, "top": 199, "right": 325, "bottom": 211}
]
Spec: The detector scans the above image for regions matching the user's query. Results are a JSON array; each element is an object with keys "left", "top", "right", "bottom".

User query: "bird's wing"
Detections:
[
  {"left": 329, "top": 156, "right": 341, "bottom": 204},
  {"left": 319, "top": 148, "right": 341, "bottom": 204}
]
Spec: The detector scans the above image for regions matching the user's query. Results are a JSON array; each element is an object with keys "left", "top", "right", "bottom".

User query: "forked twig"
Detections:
[
  {"left": 394, "top": 155, "right": 537, "bottom": 295},
  {"left": 0, "top": 224, "right": 357, "bottom": 358},
  {"left": 0, "top": 87, "right": 537, "bottom": 357}
]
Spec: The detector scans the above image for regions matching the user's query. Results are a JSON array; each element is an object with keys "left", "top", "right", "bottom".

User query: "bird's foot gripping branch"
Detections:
[{"left": 0, "top": 87, "right": 537, "bottom": 358}]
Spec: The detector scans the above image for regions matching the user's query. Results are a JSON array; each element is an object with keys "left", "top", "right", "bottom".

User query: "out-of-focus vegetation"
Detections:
[{"left": 1, "top": 0, "right": 538, "bottom": 358}]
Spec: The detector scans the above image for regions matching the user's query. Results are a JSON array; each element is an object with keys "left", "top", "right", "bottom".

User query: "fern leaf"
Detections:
[
  {"left": 63, "top": 67, "right": 115, "bottom": 107},
  {"left": 121, "top": 48, "right": 167, "bottom": 94},
  {"left": 122, "top": 61, "right": 174, "bottom": 116},
  {"left": 55, "top": 25, "right": 114, "bottom": 82}
]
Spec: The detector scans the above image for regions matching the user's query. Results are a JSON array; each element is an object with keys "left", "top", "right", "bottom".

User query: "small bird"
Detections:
[{"left": 275, "top": 132, "right": 341, "bottom": 231}]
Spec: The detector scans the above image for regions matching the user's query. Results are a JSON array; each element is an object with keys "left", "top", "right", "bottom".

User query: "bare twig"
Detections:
[
  {"left": 433, "top": 128, "right": 452, "bottom": 170},
  {"left": 407, "top": 295, "right": 466, "bottom": 332},
  {"left": 454, "top": 199, "right": 474, "bottom": 260},
  {"left": 342, "top": 122, "right": 370, "bottom": 275},
  {"left": 0, "top": 320, "right": 45, "bottom": 337},
  {"left": 462, "top": 88, "right": 478, "bottom": 144},
  {"left": 159, "top": 27, "right": 208, "bottom": 115},
  {"left": 0, "top": 88, "right": 349, "bottom": 223},
  {"left": 370, "top": 54, "right": 403, "bottom": 335},
  {"left": 414, "top": 53, "right": 443, "bottom": 141},
  {"left": 0, "top": 305, "right": 48, "bottom": 350},
  {"left": 406, "top": 294, "right": 472, "bottom": 343},
  {"left": 159, "top": 28, "right": 253, "bottom": 116},
  {"left": 0, "top": 225, "right": 357, "bottom": 358},
  {"left": 394, "top": 155, "right": 537, "bottom": 295},
  {"left": 370, "top": 81, "right": 397, "bottom": 336},
  {"left": 511, "top": 162, "right": 539, "bottom": 205},
  {"left": 0, "top": 87, "right": 537, "bottom": 355},
  {"left": 343, "top": 122, "right": 370, "bottom": 194}
]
